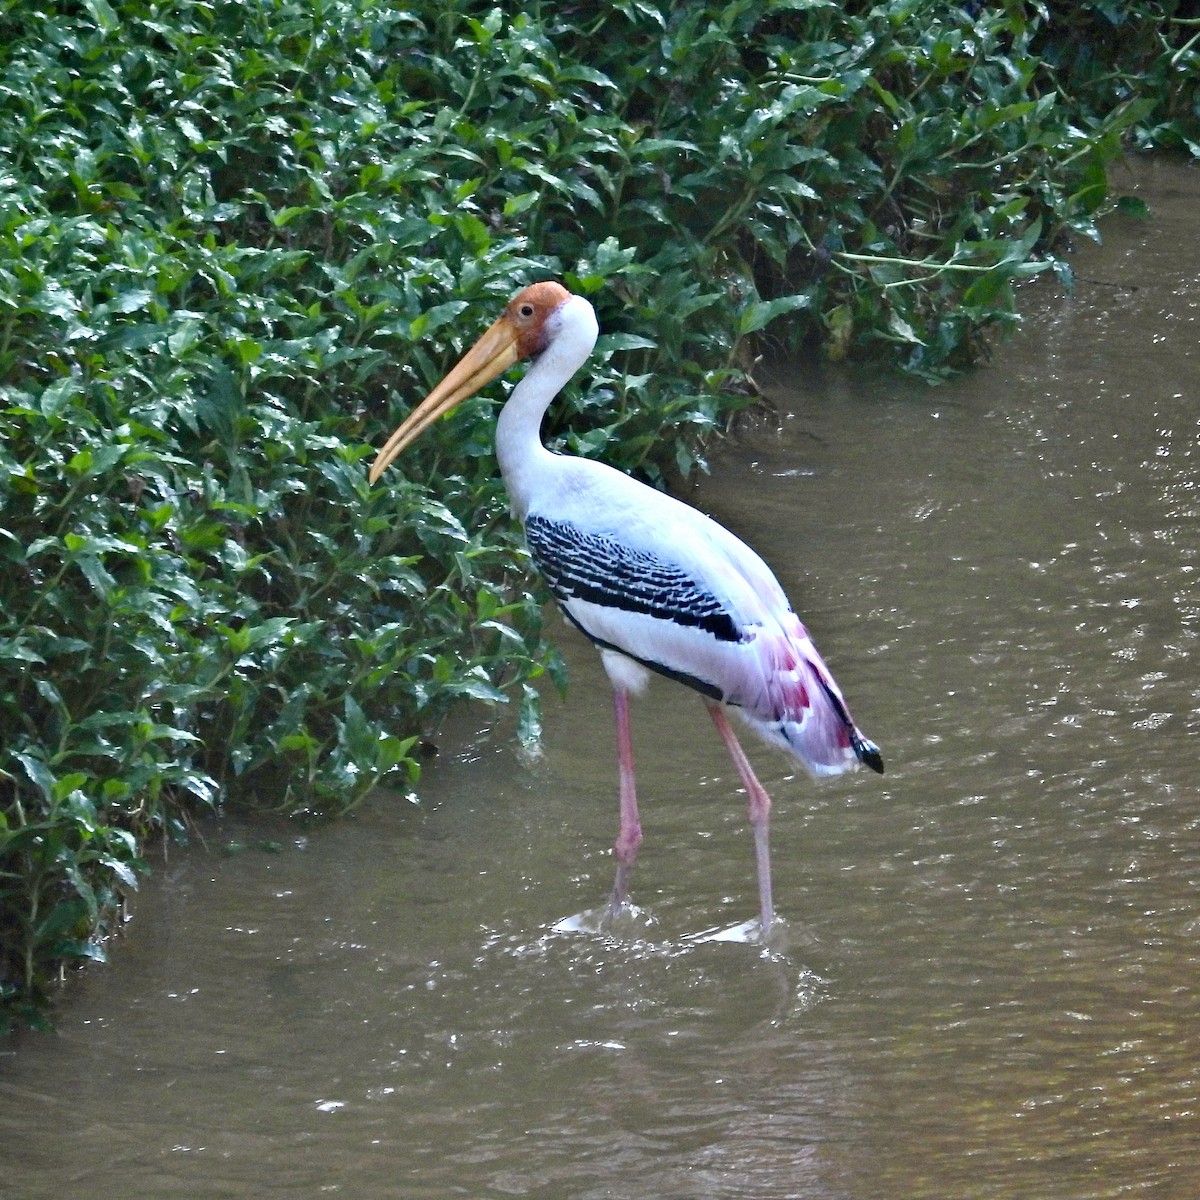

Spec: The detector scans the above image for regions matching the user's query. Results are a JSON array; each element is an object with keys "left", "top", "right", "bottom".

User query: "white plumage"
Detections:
[{"left": 370, "top": 281, "right": 882, "bottom": 934}]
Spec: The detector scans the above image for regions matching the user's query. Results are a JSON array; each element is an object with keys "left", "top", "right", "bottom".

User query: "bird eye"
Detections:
[{"left": 519, "top": 304, "right": 535, "bottom": 318}]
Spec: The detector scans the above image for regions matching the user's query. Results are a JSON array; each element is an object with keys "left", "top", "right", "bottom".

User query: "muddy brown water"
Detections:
[{"left": 2, "top": 157, "right": 1197, "bottom": 1199}]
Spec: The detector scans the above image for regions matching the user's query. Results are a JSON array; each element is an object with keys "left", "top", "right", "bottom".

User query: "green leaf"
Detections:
[
  {"left": 1115, "top": 195, "right": 1150, "bottom": 220},
  {"left": 109, "top": 289, "right": 154, "bottom": 314},
  {"left": 81, "top": 0, "right": 118, "bottom": 34},
  {"left": 40, "top": 377, "right": 81, "bottom": 418},
  {"left": 502, "top": 192, "right": 540, "bottom": 218},
  {"left": 737, "top": 294, "right": 812, "bottom": 336},
  {"left": 886, "top": 309, "right": 925, "bottom": 345}
]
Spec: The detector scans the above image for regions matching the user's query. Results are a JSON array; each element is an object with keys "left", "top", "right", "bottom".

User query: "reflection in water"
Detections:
[{"left": 2, "top": 158, "right": 1198, "bottom": 1199}]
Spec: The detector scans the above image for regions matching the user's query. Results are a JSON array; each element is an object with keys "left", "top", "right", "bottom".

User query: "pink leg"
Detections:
[
  {"left": 610, "top": 685, "right": 643, "bottom": 917},
  {"left": 707, "top": 704, "right": 775, "bottom": 934}
]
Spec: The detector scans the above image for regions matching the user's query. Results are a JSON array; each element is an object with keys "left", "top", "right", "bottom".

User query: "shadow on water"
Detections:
[{"left": 2, "top": 157, "right": 1198, "bottom": 1199}]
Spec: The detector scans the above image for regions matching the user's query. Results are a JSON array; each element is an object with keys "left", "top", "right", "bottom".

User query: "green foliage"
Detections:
[
  {"left": 1037, "top": 1, "right": 1200, "bottom": 158},
  {"left": 1, "top": 0, "right": 1195, "bottom": 1027}
]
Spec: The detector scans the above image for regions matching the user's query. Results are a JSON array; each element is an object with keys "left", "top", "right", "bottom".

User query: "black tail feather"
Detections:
[
  {"left": 815, "top": 674, "right": 884, "bottom": 775},
  {"left": 852, "top": 732, "right": 885, "bottom": 774}
]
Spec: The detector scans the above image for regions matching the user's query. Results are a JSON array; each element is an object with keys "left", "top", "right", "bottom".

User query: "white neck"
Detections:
[{"left": 496, "top": 294, "right": 599, "bottom": 514}]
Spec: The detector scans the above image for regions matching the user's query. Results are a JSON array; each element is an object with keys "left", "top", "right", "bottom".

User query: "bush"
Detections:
[{"left": 2, "top": 0, "right": 1196, "bottom": 1028}]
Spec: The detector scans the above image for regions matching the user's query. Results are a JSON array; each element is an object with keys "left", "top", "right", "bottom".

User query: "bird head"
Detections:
[{"left": 368, "top": 281, "right": 573, "bottom": 484}]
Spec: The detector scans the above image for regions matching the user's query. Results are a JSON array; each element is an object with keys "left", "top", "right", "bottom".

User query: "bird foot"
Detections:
[
  {"left": 685, "top": 914, "right": 789, "bottom": 951},
  {"left": 550, "top": 900, "right": 655, "bottom": 937}
]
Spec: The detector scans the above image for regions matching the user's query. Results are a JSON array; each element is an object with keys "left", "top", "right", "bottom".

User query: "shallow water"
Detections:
[{"left": 2, "top": 157, "right": 1198, "bottom": 1199}]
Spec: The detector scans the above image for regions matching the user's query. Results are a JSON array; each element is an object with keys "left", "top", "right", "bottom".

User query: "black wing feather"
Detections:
[{"left": 525, "top": 514, "right": 741, "bottom": 643}]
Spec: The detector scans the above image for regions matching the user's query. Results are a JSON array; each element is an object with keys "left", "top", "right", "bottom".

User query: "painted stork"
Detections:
[{"left": 369, "top": 281, "right": 882, "bottom": 935}]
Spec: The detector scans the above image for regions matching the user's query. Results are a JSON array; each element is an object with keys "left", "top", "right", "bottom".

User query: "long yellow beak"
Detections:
[{"left": 368, "top": 314, "right": 521, "bottom": 485}]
